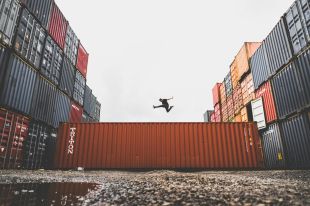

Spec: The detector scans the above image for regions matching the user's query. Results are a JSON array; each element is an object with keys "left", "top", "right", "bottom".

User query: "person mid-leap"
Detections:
[{"left": 153, "top": 97, "right": 174, "bottom": 113}]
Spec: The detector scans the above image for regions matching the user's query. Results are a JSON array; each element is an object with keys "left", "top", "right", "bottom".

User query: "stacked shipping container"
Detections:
[{"left": 0, "top": 0, "right": 101, "bottom": 169}]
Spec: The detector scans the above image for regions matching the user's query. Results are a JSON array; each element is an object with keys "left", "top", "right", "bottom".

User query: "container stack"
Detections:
[
  {"left": 0, "top": 0, "right": 101, "bottom": 169},
  {"left": 209, "top": 0, "right": 310, "bottom": 169}
]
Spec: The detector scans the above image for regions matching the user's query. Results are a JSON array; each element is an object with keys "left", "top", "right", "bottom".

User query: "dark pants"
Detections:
[{"left": 154, "top": 104, "right": 173, "bottom": 112}]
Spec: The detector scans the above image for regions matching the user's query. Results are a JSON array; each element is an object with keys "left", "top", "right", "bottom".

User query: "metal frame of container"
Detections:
[
  {"left": 73, "top": 70, "right": 86, "bottom": 106},
  {"left": 54, "top": 122, "right": 264, "bottom": 170},
  {"left": 64, "top": 25, "right": 78, "bottom": 66}
]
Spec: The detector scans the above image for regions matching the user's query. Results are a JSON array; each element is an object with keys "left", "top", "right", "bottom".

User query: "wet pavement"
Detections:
[{"left": 0, "top": 170, "right": 309, "bottom": 205}]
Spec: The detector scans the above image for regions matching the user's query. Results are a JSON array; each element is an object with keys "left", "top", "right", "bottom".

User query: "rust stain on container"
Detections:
[{"left": 54, "top": 122, "right": 264, "bottom": 170}]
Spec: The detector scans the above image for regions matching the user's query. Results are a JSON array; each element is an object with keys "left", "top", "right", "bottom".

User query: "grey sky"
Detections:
[{"left": 55, "top": 0, "right": 294, "bottom": 122}]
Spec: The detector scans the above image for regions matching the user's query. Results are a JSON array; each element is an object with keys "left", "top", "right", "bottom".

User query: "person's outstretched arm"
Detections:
[{"left": 168, "top": 97, "right": 174, "bottom": 100}]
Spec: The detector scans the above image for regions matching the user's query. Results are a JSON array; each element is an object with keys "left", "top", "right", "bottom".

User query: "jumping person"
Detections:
[{"left": 153, "top": 97, "right": 174, "bottom": 113}]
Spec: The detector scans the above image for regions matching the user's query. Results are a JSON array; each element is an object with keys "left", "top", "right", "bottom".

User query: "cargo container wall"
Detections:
[
  {"left": 76, "top": 42, "right": 88, "bottom": 78},
  {"left": 255, "top": 81, "right": 277, "bottom": 123},
  {"left": 221, "top": 101, "right": 228, "bottom": 122},
  {"left": 40, "top": 36, "right": 63, "bottom": 86},
  {"left": 234, "top": 113, "right": 242, "bottom": 122},
  {"left": 227, "top": 95, "right": 234, "bottom": 120},
  {"left": 31, "top": 76, "right": 57, "bottom": 126},
  {"left": 59, "top": 57, "right": 75, "bottom": 97},
  {"left": 48, "top": 3, "right": 67, "bottom": 49},
  {"left": 264, "top": 18, "right": 293, "bottom": 75},
  {"left": 54, "top": 122, "right": 263, "bottom": 170},
  {"left": 0, "top": 108, "right": 29, "bottom": 169},
  {"left": 94, "top": 100, "right": 101, "bottom": 122},
  {"left": 220, "top": 83, "right": 226, "bottom": 103},
  {"left": 14, "top": 8, "right": 46, "bottom": 69},
  {"left": 203, "top": 110, "right": 213, "bottom": 122},
  {"left": 296, "top": 48, "right": 310, "bottom": 107},
  {"left": 69, "top": 102, "right": 83, "bottom": 123},
  {"left": 212, "top": 83, "right": 221, "bottom": 106},
  {"left": 83, "top": 85, "right": 92, "bottom": 115},
  {"left": 53, "top": 90, "right": 70, "bottom": 128},
  {"left": 0, "top": 0, "right": 20, "bottom": 46},
  {"left": 233, "top": 83, "right": 243, "bottom": 115},
  {"left": 210, "top": 112, "right": 215, "bottom": 122},
  {"left": 224, "top": 72, "right": 233, "bottom": 97},
  {"left": 214, "top": 103, "right": 221, "bottom": 122},
  {"left": 281, "top": 113, "right": 310, "bottom": 168},
  {"left": 73, "top": 71, "right": 86, "bottom": 106},
  {"left": 241, "top": 73, "right": 255, "bottom": 105},
  {"left": 261, "top": 123, "right": 286, "bottom": 169},
  {"left": 21, "top": 0, "right": 53, "bottom": 29},
  {"left": 251, "top": 43, "right": 271, "bottom": 89},
  {"left": 272, "top": 61, "right": 307, "bottom": 119},
  {"left": 0, "top": 45, "right": 10, "bottom": 85},
  {"left": 44, "top": 128, "right": 57, "bottom": 169},
  {"left": 241, "top": 106, "right": 248, "bottom": 122},
  {"left": 0, "top": 54, "right": 37, "bottom": 115},
  {"left": 251, "top": 98, "right": 266, "bottom": 130},
  {"left": 64, "top": 25, "right": 78, "bottom": 65},
  {"left": 230, "top": 60, "right": 238, "bottom": 89}
]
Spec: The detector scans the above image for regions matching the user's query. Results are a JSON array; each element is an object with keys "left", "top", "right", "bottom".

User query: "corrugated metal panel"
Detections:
[
  {"left": 64, "top": 25, "right": 78, "bottom": 65},
  {"left": 0, "top": 54, "right": 37, "bottom": 115},
  {"left": 212, "top": 83, "right": 221, "bottom": 106},
  {"left": 0, "top": 108, "right": 29, "bottom": 169},
  {"left": 264, "top": 18, "right": 293, "bottom": 75},
  {"left": 69, "top": 102, "right": 83, "bottom": 123},
  {"left": 0, "top": 0, "right": 20, "bottom": 46},
  {"left": 76, "top": 42, "right": 88, "bottom": 78},
  {"left": 23, "top": 121, "right": 52, "bottom": 169},
  {"left": 251, "top": 98, "right": 266, "bottom": 130},
  {"left": 203, "top": 110, "right": 213, "bottom": 122},
  {"left": 94, "top": 100, "right": 101, "bottom": 122},
  {"left": 14, "top": 8, "right": 46, "bottom": 69},
  {"left": 83, "top": 85, "right": 92, "bottom": 115},
  {"left": 44, "top": 128, "right": 57, "bottom": 169},
  {"left": 233, "top": 83, "right": 243, "bottom": 115},
  {"left": 261, "top": 123, "right": 286, "bottom": 169},
  {"left": 210, "top": 112, "right": 215, "bottom": 122},
  {"left": 251, "top": 43, "right": 271, "bottom": 89},
  {"left": 54, "top": 122, "right": 264, "bottom": 170},
  {"left": 281, "top": 113, "right": 310, "bottom": 169},
  {"left": 40, "top": 35, "right": 63, "bottom": 85},
  {"left": 224, "top": 72, "right": 233, "bottom": 97},
  {"left": 255, "top": 81, "right": 277, "bottom": 123},
  {"left": 219, "top": 82, "right": 226, "bottom": 103},
  {"left": 59, "top": 57, "right": 75, "bottom": 97},
  {"left": 0, "top": 45, "right": 10, "bottom": 85},
  {"left": 296, "top": 47, "right": 310, "bottom": 107},
  {"left": 30, "top": 76, "right": 57, "bottom": 126},
  {"left": 21, "top": 0, "right": 53, "bottom": 29},
  {"left": 230, "top": 60, "right": 238, "bottom": 89},
  {"left": 73, "top": 70, "right": 86, "bottom": 106},
  {"left": 272, "top": 60, "right": 307, "bottom": 119},
  {"left": 234, "top": 113, "right": 242, "bottom": 122},
  {"left": 53, "top": 90, "right": 70, "bottom": 128},
  {"left": 241, "top": 106, "right": 248, "bottom": 122},
  {"left": 221, "top": 101, "right": 228, "bottom": 122},
  {"left": 227, "top": 95, "right": 234, "bottom": 120},
  {"left": 48, "top": 3, "right": 67, "bottom": 49},
  {"left": 241, "top": 73, "right": 255, "bottom": 105},
  {"left": 214, "top": 103, "right": 221, "bottom": 122}
]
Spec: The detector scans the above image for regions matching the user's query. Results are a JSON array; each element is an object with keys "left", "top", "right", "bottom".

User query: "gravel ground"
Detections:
[{"left": 0, "top": 170, "right": 310, "bottom": 205}]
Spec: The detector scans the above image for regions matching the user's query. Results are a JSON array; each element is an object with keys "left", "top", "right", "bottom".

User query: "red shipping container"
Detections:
[
  {"left": 255, "top": 81, "right": 277, "bottom": 123},
  {"left": 214, "top": 103, "right": 222, "bottom": 122},
  {"left": 212, "top": 83, "right": 221, "bottom": 106},
  {"left": 48, "top": 3, "right": 68, "bottom": 49},
  {"left": 76, "top": 42, "right": 89, "bottom": 78},
  {"left": 54, "top": 122, "right": 264, "bottom": 170},
  {"left": 233, "top": 83, "right": 243, "bottom": 115},
  {"left": 69, "top": 102, "right": 83, "bottom": 123},
  {"left": 210, "top": 112, "right": 215, "bottom": 122},
  {"left": 0, "top": 108, "right": 29, "bottom": 169}
]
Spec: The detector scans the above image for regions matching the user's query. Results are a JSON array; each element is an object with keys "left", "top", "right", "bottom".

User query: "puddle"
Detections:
[{"left": 0, "top": 182, "right": 98, "bottom": 206}]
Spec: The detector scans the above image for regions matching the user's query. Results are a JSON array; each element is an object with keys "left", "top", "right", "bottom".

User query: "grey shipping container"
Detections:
[
  {"left": 64, "top": 25, "right": 78, "bottom": 65},
  {"left": 44, "top": 128, "right": 57, "bottom": 169},
  {"left": 272, "top": 60, "right": 307, "bottom": 119},
  {"left": 0, "top": 45, "right": 10, "bottom": 85},
  {"left": 261, "top": 123, "right": 286, "bottom": 169},
  {"left": 52, "top": 90, "right": 70, "bottom": 128},
  {"left": 296, "top": 47, "right": 310, "bottom": 107},
  {"left": 31, "top": 76, "right": 57, "bottom": 126},
  {"left": 81, "top": 112, "right": 92, "bottom": 123},
  {"left": 20, "top": 0, "right": 53, "bottom": 29},
  {"left": 14, "top": 8, "right": 46, "bottom": 69},
  {"left": 59, "top": 57, "right": 75, "bottom": 97},
  {"left": 23, "top": 121, "right": 51, "bottom": 169},
  {"left": 83, "top": 85, "right": 92, "bottom": 115},
  {"left": 94, "top": 99, "right": 101, "bottom": 122},
  {"left": 281, "top": 112, "right": 310, "bottom": 169},
  {"left": 264, "top": 18, "right": 293, "bottom": 75},
  {"left": 73, "top": 70, "right": 86, "bottom": 106},
  {"left": 0, "top": 0, "right": 20, "bottom": 46},
  {"left": 224, "top": 72, "right": 232, "bottom": 97},
  {"left": 250, "top": 43, "right": 271, "bottom": 89},
  {"left": 40, "top": 35, "right": 63, "bottom": 85},
  {"left": 0, "top": 54, "right": 37, "bottom": 115}
]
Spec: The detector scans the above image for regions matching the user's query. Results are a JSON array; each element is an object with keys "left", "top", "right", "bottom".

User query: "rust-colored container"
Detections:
[
  {"left": 227, "top": 95, "right": 234, "bottom": 120},
  {"left": 241, "top": 73, "right": 255, "bottom": 105},
  {"left": 221, "top": 101, "right": 228, "bottom": 122},
  {"left": 76, "top": 42, "right": 89, "bottom": 78},
  {"left": 69, "top": 102, "right": 83, "bottom": 123},
  {"left": 233, "top": 83, "right": 243, "bottom": 115},
  {"left": 212, "top": 83, "right": 221, "bottom": 106},
  {"left": 241, "top": 106, "right": 248, "bottom": 122},
  {"left": 210, "top": 112, "right": 215, "bottom": 122},
  {"left": 220, "top": 83, "right": 226, "bottom": 103},
  {"left": 234, "top": 114, "right": 242, "bottom": 122},
  {"left": 255, "top": 81, "right": 277, "bottom": 123},
  {"left": 235, "top": 42, "right": 261, "bottom": 80},
  {"left": 230, "top": 60, "right": 238, "bottom": 89},
  {"left": 48, "top": 3, "right": 68, "bottom": 49},
  {"left": 214, "top": 103, "right": 222, "bottom": 122},
  {"left": 54, "top": 122, "right": 264, "bottom": 170}
]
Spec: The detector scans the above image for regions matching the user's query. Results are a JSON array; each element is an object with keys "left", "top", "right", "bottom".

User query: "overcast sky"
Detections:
[{"left": 55, "top": 0, "right": 294, "bottom": 122}]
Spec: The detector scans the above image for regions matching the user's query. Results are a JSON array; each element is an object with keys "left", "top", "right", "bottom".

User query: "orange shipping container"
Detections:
[
  {"left": 220, "top": 83, "right": 226, "bottom": 103},
  {"left": 233, "top": 83, "right": 243, "bottom": 115},
  {"left": 212, "top": 83, "right": 221, "bottom": 106},
  {"left": 234, "top": 114, "right": 242, "bottom": 122},
  {"left": 227, "top": 95, "right": 234, "bottom": 120},
  {"left": 241, "top": 73, "right": 255, "bottom": 105},
  {"left": 54, "top": 122, "right": 264, "bottom": 170},
  {"left": 230, "top": 60, "right": 238, "bottom": 89},
  {"left": 241, "top": 106, "right": 248, "bottom": 122},
  {"left": 221, "top": 101, "right": 228, "bottom": 122}
]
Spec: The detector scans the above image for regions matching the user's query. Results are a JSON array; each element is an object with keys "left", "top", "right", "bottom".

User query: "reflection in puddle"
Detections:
[{"left": 0, "top": 182, "right": 98, "bottom": 206}]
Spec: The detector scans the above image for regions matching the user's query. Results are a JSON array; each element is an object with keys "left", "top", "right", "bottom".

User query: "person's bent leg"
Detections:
[
  {"left": 154, "top": 105, "right": 165, "bottom": 109},
  {"left": 167, "top": 106, "right": 174, "bottom": 112}
]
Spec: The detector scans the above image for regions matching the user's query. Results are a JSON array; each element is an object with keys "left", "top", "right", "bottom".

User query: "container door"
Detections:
[{"left": 251, "top": 97, "right": 266, "bottom": 130}]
